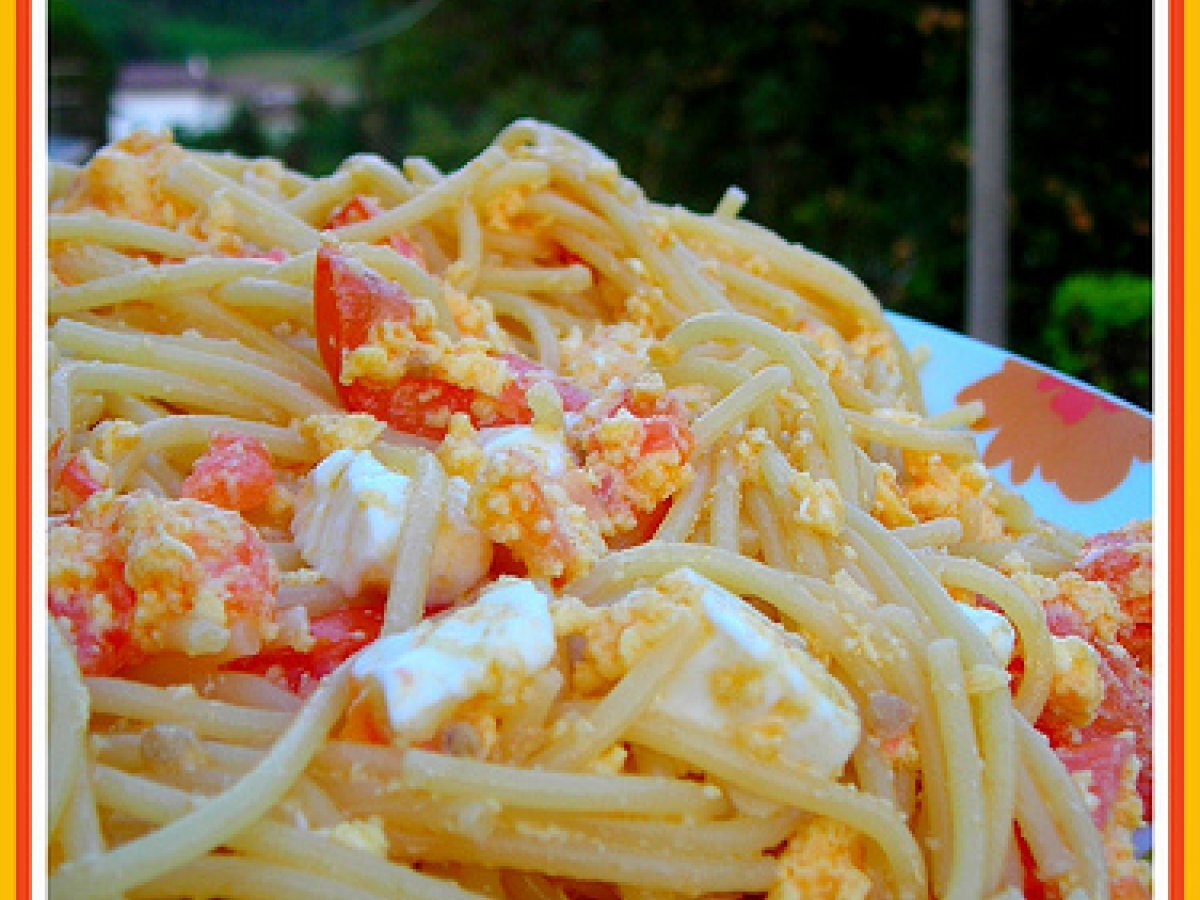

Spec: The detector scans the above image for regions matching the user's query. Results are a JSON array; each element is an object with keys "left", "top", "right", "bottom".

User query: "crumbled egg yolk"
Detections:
[
  {"left": 769, "top": 817, "right": 872, "bottom": 900},
  {"left": 901, "top": 453, "right": 1007, "bottom": 541},
  {"left": 463, "top": 425, "right": 606, "bottom": 583},
  {"left": 483, "top": 185, "right": 535, "bottom": 231},
  {"left": 623, "top": 282, "right": 673, "bottom": 332},
  {"left": 781, "top": 470, "right": 844, "bottom": 537},
  {"left": 319, "top": 817, "right": 389, "bottom": 858},
  {"left": 443, "top": 284, "right": 501, "bottom": 339},
  {"left": 1053, "top": 572, "right": 1131, "bottom": 646},
  {"left": 48, "top": 490, "right": 278, "bottom": 673},
  {"left": 870, "top": 460, "right": 918, "bottom": 527},
  {"left": 438, "top": 414, "right": 487, "bottom": 482},
  {"left": 53, "top": 130, "right": 244, "bottom": 253},
  {"left": 1012, "top": 568, "right": 1129, "bottom": 646},
  {"left": 1047, "top": 635, "right": 1105, "bottom": 730},
  {"left": 297, "top": 413, "right": 386, "bottom": 457},
  {"left": 55, "top": 131, "right": 187, "bottom": 226},
  {"left": 803, "top": 327, "right": 855, "bottom": 383},
  {"left": 558, "top": 322, "right": 656, "bottom": 392},
  {"left": 569, "top": 376, "right": 695, "bottom": 531},
  {"left": 339, "top": 291, "right": 512, "bottom": 401}
]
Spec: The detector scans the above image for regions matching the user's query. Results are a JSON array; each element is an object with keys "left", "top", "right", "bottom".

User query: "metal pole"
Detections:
[{"left": 968, "top": 0, "right": 1009, "bottom": 346}]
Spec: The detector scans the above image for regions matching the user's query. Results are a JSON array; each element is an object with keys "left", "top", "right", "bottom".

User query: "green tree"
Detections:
[
  {"left": 359, "top": 0, "right": 971, "bottom": 321},
  {"left": 1008, "top": 0, "right": 1152, "bottom": 373},
  {"left": 281, "top": 94, "right": 369, "bottom": 176},
  {"left": 176, "top": 103, "right": 271, "bottom": 158},
  {"left": 66, "top": 0, "right": 1150, "bottom": 402},
  {"left": 49, "top": 0, "right": 117, "bottom": 145},
  {"left": 1044, "top": 273, "right": 1151, "bottom": 409},
  {"left": 358, "top": 0, "right": 1147, "bottom": 402}
]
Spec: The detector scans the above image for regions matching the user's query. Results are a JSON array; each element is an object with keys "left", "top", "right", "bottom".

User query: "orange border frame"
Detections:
[
  {"left": 10, "top": 2, "right": 1190, "bottom": 897},
  {"left": 16, "top": 0, "right": 32, "bottom": 896}
]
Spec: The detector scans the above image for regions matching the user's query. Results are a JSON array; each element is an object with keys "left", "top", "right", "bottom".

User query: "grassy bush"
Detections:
[{"left": 1043, "top": 273, "right": 1151, "bottom": 410}]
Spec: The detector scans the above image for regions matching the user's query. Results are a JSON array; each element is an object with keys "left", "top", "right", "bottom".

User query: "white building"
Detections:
[{"left": 107, "top": 57, "right": 236, "bottom": 141}]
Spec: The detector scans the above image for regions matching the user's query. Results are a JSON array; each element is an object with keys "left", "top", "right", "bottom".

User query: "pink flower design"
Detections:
[{"left": 957, "top": 360, "right": 1151, "bottom": 503}]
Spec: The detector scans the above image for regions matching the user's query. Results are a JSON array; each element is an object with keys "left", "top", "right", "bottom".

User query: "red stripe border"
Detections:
[
  {"left": 14, "top": 3, "right": 1181, "bottom": 898},
  {"left": 1168, "top": 0, "right": 1184, "bottom": 895}
]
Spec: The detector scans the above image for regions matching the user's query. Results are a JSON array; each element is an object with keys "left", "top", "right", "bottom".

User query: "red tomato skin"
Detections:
[
  {"left": 500, "top": 352, "right": 591, "bottom": 414},
  {"left": 313, "top": 248, "right": 593, "bottom": 440},
  {"left": 313, "top": 246, "right": 414, "bottom": 383},
  {"left": 1055, "top": 732, "right": 1136, "bottom": 830},
  {"left": 49, "top": 556, "right": 141, "bottom": 676},
  {"left": 336, "top": 375, "right": 524, "bottom": 441},
  {"left": 56, "top": 452, "right": 105, "bottom": 512},
  {"left": 1015, "top": 828, "right": 1048, "bottom": 900},
  {"left": 1075, "top": 522, "right": 1152, "bottom": 670},
  {"left": 224, "top": 602, "right": 386, "bottom": 694},
  {"left": 181, "top": 432, "right": 275, "bottom": 512},
  {"left": 326, "top": 195, "right": 426, "bottom": 265},
  {"left": 1038, "top": 598, "right": 1152, "bottom": 820},
  {"left": 50, "top": 495, "right": 277, "bottom": 677}
]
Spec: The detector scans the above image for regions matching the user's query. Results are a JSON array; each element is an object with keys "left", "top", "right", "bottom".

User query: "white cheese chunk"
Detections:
[
  {"left": 291, "top": 448, "right": 490, "bottom": 602},
  {"left": 478, "top": 424, "right": 574, "bottom": 476},
  {"left": 652, "top": 569, "right": 861, "bottom": 779},
  {"left": 351, "top": 578, "right": 556, "bottom": 743},
  {"left": 959, "top": 604, "right": 1016, "bottom": 665}
]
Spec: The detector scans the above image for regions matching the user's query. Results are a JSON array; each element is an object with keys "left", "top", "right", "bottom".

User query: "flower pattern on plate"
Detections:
[{"left": 956, "top": 359, "right": 1151, "bottom": 503}]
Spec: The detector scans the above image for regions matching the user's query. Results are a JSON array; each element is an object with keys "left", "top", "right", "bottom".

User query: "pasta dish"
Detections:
[{"left": 45, "top": 120, "right": 1152, "bottom": 899}]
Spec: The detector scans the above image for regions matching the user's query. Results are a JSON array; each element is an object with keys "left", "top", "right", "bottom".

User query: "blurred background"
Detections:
[{"left": 48, "top": 0, "right": 1151, "bottom": 408}]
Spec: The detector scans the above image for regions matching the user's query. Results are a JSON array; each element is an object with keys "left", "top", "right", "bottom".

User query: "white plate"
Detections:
[{"left": 890, "top": 312, "right": 1153, "bottom": 536}]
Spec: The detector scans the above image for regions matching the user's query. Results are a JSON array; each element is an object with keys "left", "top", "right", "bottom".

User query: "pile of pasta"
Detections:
[{"left": 46, "top": 120, "right": 1152, "bottom": 900}]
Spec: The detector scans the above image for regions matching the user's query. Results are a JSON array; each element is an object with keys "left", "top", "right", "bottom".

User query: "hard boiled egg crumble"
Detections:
[{"left": 48, "top": 490, "right": 279, "bottom": 675}]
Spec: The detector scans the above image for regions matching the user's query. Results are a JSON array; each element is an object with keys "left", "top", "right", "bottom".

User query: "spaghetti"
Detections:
[{"left": 45, "top": 121, "right": 1152, "bottom": 899}]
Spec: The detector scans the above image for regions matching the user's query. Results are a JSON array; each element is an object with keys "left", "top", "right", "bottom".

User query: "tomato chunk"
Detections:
[
  {"left": 49, "top": 492, "right": 277, "bottom": 676},
  {"left": 1056, "top": 732, "right": 1136, "bottom": 830},
  {"left": 326, "top": 194, "right": 426, "bottom": 266},
  {"left": 181, "top": 432, "right": 275, "bottom": 512},
  {"left": 313, "top": 247, "right": 414, "bottom": 383},
  {"left": 572, "top": 387, "right": 694, "bottom": 530},
  {"left": 501, "top": 352, "right": 591, "bottom": 414},
  {"left": 1075, "top": 521, "right": 1152, "bottom": 670},
  {"left": 51, "top": 553, "right": 140, "bottom": 676},
  {"left": 1040, "top": 601, "right": 1152, "bottom": 820},
  {"left": 313, "top": 247, "right": 591, "bottom": 440},
  {"left": 225, "top": 602, "right": 385, "bottom": 694},
  {"left": 55, "top": 450, "right": 105, "bottom": 513}
]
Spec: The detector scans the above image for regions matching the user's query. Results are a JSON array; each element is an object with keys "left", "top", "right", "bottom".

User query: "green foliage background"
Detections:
[{"left": 56, "top": 0, "right": 1152, "bottom": 408}]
